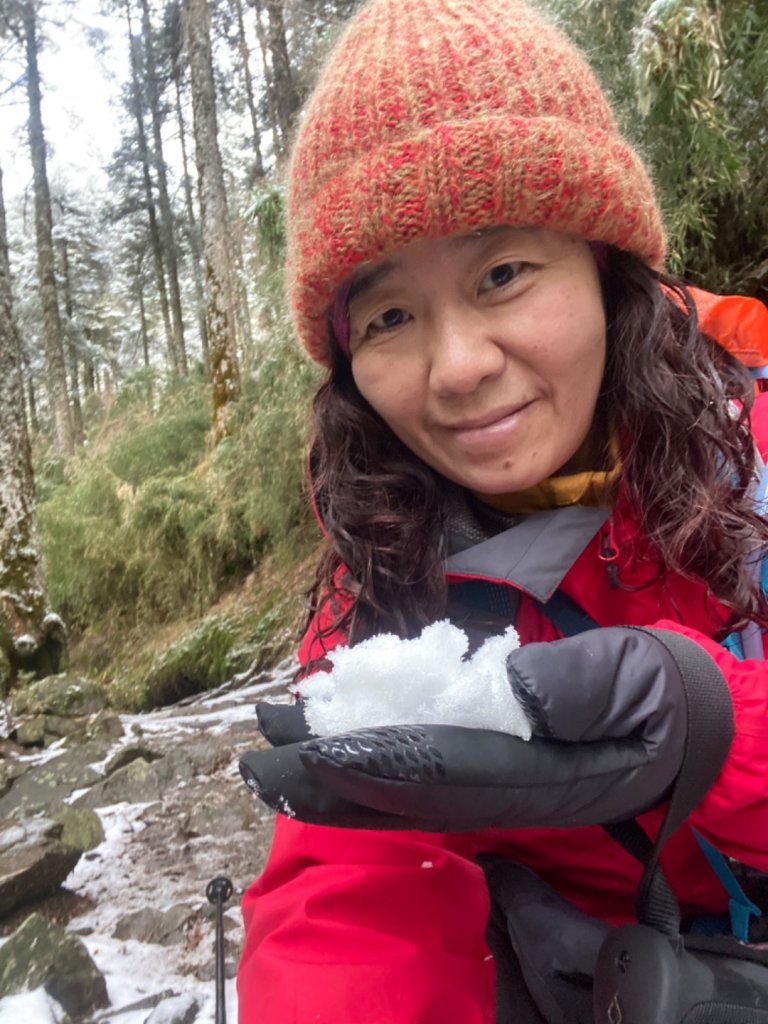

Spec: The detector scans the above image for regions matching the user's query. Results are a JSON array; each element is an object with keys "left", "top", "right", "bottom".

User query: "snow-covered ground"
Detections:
[{"left": 0, "top": 667, "right": 294, "bottom": 1024}]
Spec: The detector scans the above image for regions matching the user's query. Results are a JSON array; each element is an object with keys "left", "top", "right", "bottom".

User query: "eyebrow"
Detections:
[
  {"left": 348, "top": 260, "right": 397, "bottom": 303},
  {"left": 347, "top": 226, "right": 524, "bottom": 302}
]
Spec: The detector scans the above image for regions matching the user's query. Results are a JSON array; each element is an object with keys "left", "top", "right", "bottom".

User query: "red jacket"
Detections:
[{"left": 238, "top": 326, "right": 768, "bottom": 1024}]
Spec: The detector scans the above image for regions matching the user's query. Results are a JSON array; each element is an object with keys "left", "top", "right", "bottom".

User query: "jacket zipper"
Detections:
[{"left": 598, "top": 519, "right": 620, "bottom": 588}]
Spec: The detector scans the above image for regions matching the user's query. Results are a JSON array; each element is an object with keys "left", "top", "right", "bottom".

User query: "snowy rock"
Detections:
[
  {"left": 197, "top": 957, "right": 238, "bottom": 983},
  {"left": 104, "top": 742, "right": 164, "bottom": 776},
  {"left": 0, "top": 745, "right": 103, "bottom": 818},
  {"left": 75, "top": 756, "right": 163, "bottom": 810},
  {"left": 179, "top": 788, "right": 261, "bottom": 838},
  {"left": 0, "top": 987, "right": 69, "bottom": 1024},
  {"left": 145, "top": 992, "right": 200, "bottom": 1024},
  {"left": 0, "top": 810, "right": 101, "bottom": 918},
  {"left": 0, "top": 912, "right": 109, "bottom": 1017},
  {"left": 112, "top": 904, "right": 198, "bottom": 946}
]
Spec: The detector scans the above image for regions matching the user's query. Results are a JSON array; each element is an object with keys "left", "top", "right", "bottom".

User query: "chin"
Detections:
[{"left": 451, "top": 471, "right": 550, "bottom": 495}]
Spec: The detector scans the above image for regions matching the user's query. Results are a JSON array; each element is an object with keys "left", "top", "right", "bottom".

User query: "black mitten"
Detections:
[{"left": 240, "top": 628, "right": 731, "bottom": 831}]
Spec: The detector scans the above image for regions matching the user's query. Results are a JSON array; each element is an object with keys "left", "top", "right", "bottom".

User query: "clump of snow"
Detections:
[
  {"left": 294, "top": 621, "right": 531, "bottom": 740},
  {"left": 0, "top": 988, "right": 67, "bottom": 1023},
  {"left": 12, "top": 633, "right": 35, "bottom": 653}
]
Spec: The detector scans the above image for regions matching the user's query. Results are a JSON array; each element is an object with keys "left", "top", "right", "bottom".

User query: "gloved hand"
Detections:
[{"left": 240, "top": 627, "right": 732, "bottom": 831}]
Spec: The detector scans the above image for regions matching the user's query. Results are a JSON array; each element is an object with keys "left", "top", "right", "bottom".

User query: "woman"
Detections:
[{"left": 236, "top": 0, "right": 768, "bottom": 1020}]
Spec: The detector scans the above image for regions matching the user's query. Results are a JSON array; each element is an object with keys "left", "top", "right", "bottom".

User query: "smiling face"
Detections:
[{"left": 347, "top": 226, "right": 608, "bottom": 495}]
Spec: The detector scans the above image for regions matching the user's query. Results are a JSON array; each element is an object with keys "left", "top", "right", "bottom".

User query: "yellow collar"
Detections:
[{"left": 474, "top": 444, "right": 621, "bottom": 515}]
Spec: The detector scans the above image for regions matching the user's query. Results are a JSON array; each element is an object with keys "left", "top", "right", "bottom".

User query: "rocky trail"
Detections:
[{"left": 0, "top": 661, "right": 293, "bottom": 1023}]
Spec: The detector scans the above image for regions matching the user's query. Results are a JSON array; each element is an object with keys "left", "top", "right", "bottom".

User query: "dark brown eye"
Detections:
[
  {"left": 479, "top": 261, "right": 523, "bottom": 293},
  {"left": 369, "top": 307, "right": 410, "bottom": 332}
]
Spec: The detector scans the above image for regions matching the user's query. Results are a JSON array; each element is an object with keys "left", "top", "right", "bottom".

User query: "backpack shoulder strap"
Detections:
[{"left": 605, "top": 630, "right": 734, "bottom": 937}]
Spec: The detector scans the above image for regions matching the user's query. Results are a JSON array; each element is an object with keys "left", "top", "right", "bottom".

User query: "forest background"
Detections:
[{"left": 0, "top": 0, "right": 766, "bottom": 712}]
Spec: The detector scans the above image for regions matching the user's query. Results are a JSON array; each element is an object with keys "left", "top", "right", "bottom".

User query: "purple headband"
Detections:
[
  {"left": 329, "top": 241, "right": 609, "bottom": 360},
  {"left": 330, "top": 279, "right": 353, "bottom": 359}
]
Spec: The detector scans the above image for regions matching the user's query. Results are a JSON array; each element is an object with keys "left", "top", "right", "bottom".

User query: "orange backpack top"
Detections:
[{"left": 687, "top": 286, "right": 768, "bottom": 372}]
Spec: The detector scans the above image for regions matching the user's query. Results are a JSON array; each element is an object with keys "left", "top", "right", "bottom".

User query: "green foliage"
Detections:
[
  {"left": 214, "top": 341, "right": 320, "bottom": 558},
  {"left": 37, "top": 350, "right": 318, "bottom": 643},
  {"left": 106, "top": 408, "right": 210, "bottom": 489},
  {"left": 538, "top": 0, "right": 768, "bottom": 297},
  {"left": 113, "top": 615, "right": 237, "bottom": 710},
  {"left": 109, "top": 591, "right": 301, "bottom": 712},
  {"left": 249, "top": 184, "right": 287, "bottom": 267}
]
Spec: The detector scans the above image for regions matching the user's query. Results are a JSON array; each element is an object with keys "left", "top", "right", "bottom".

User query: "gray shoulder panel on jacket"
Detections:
[{"left": 446, "top": 505, "right": 610, "bottom": 602}]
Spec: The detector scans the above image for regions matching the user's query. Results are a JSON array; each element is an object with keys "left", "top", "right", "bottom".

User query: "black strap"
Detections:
[
  {"left": 605, "top": 628, "right": 734, "bottom": 936},
  {"left": 452, "top": 577, "right": 602, "bottom": 638},
  {"left": 453, "top": 578, "right": 736, "bottom": 937},
  {"left": 534, "top": 589, "right": 602, "bottom": 636},
  {"left": 525, "top": 585, "right": 736, "bottom": 938}
]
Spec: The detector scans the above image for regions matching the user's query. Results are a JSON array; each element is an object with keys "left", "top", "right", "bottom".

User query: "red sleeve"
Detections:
[
  {"left": 241, "top": 581, "right": 495, "bottom": 1023},
  {"left": 237, "top": 818, "right": 496, "bottom": 1023},
  {"left": 652, "top": 619, "right": 768, "bottom": 870},
  {"left": 295, "top": 571, "right": 354, "bottom": 682}
]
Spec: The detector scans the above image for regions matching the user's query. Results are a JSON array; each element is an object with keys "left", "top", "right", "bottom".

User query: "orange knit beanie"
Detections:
[{"left": 287, "top": 0, "right": 666, "bottom": 365}]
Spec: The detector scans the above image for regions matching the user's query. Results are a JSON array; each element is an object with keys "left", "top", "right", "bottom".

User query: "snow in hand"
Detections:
[{"left": 295, "top": 620, "right": 532, "bottom": 739}]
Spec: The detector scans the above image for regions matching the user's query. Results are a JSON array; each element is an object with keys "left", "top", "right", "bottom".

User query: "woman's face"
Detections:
[{"left": 348, "top": 225, "right": 607, "bottom": 495}]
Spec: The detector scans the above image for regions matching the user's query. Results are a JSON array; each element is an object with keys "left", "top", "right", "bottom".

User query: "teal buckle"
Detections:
[{"left": 693, "top": 829, "right": 761, "bottom": 942}]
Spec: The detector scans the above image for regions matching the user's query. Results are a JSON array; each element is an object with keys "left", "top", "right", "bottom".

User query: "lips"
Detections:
[{"left": 447, "top": 401, "right": 532, "bottom": 432}]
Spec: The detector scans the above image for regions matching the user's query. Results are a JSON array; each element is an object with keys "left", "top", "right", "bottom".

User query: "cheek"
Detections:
[
  {"left": 557, "top": 297, "right": 606, "bottom": 386},
  {"left": 351, "top": 359, "right": 416, "bottom": 429}
]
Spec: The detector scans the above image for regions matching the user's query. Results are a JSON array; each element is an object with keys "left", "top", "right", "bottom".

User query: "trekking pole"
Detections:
[{"left": 206, "top": 875, "right": 234, "bottom": 1024}]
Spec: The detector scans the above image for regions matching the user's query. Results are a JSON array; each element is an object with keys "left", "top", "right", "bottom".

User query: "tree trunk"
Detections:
[
  {"left": 25, "top": 351, "right": 39, "bottom": 435},
  {"left": 0, "top": 161, "right": 65, "bottom": 692},
  {"left": 234, "top": 0, "right": 265, "bottom": 181},
  {"left": 250, "top": 0, "right": 283, "bottom": 162},
  {"left": 21, "top": 1, "right": 74, "bottom": 455},
  {"left": 137, "top": 277, "right": 151, "bottom": 368},
  {"left": 264, "top": 0, "right": 300, "bottom": 155},
  {"left": 139, "top": 0, "right": 188, "bottom": 375},
  {"left": 82, "top": 330, "right": 96, "bottom": 397},
  {"left": 185, "top": 0, "right": 241, "bottom": 437},
  {"left": 126, "top": 1, "right": 180, "bottom": 374},
  {"left": 173, "top": 71, "right": 208, "bottom": 368},
  {"left": 229, "top": 215, "right": 254, "bottom": 358},
  {"left": 57, "top": 236, "right": 85, "bottom": 445}
]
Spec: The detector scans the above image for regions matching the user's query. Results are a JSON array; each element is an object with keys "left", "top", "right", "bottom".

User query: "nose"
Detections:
[{"left": 427, "top": 306, "right": 505, "bottom": 396}]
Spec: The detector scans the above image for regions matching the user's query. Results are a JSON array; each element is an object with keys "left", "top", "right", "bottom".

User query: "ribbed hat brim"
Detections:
[{"left": 289, "top": 115, "right": 664, "bottom": 365}]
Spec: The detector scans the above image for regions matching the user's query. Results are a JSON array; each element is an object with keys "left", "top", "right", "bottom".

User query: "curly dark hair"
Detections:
[{"left": 304, "top": 248, "right": 768, "bottom": 652}]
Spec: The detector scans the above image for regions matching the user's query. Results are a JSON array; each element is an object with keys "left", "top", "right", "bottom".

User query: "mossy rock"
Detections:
[
  {"left": 0, "top": 913, "right": 108, "bottom": 1017},
  {"left": 0, "top": 761, "right": 28, "bottom": 799},
  {"left": 9, "top": 674, "right": 107, "bottom": 718},
  {"left": 52, "top": 805, "right": 105, "bottom": 852},
  {"left": 0, "top": 646, "right": 11, "bottom": 697},
  {"left": 12, "top": 716, "right": 46, "bottom": 747},
  {"left": 110, "top": 600, "right": 297, "bottom": 712}
]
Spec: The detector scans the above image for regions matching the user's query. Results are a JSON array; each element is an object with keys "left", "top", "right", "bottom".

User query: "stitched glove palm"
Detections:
[{"left": 240, "top": 627, "right": 731, "bottom": 831}]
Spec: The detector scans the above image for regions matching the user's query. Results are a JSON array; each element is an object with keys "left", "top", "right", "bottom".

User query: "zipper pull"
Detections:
[{"left": 598, "top": 520, "right": 620, "bottom": 588}]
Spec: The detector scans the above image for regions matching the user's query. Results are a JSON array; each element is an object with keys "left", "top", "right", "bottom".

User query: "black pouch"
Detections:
[
  {"left": 593, "top": 924, "right": 768, "bottom": 1023},
  {"left": 482, "top": 855, "right": 608, "bottom": 1024},
  {"left": 484, "top": 855, "right": 768, "bottom": 1024}
]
